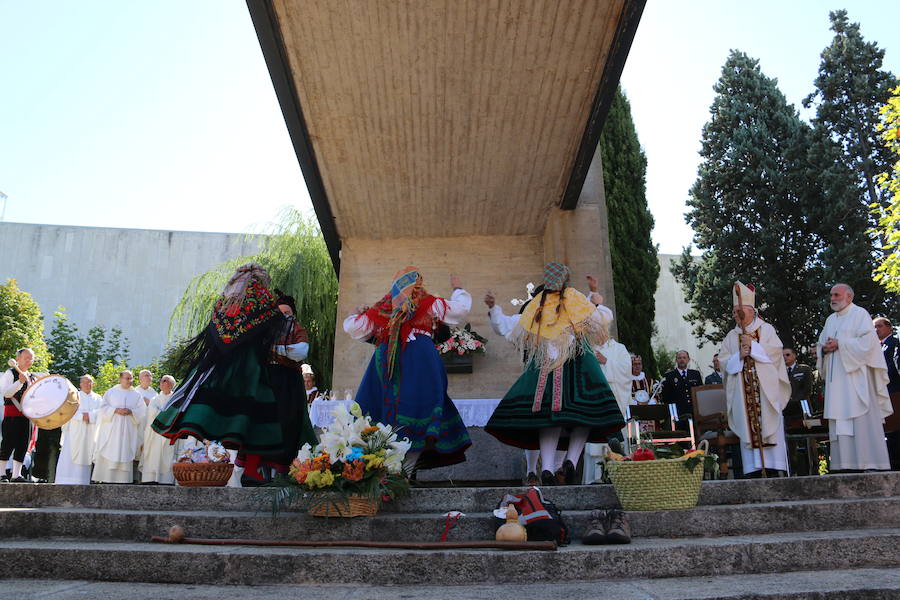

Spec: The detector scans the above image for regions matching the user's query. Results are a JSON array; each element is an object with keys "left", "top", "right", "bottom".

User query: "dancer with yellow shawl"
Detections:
[{"left": 485, "top": 263, "right": 625, "bottom": 485}]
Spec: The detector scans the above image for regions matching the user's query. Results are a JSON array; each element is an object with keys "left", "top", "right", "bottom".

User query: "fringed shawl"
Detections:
[{"left": 510, "top": 287, "right": 608, "bottom": 371}]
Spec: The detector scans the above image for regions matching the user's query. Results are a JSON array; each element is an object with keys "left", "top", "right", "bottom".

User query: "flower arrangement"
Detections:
[
  {"left": 436, "top": 323, "right": 488, "bottom": 356},
  {"left": 271, "top": 402, "right": 412, "bottom": 515}
]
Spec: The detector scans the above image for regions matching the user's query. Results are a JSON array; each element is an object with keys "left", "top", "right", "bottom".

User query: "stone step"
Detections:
[
  {"left": 2, "top": 496, "right": 899, "bottom": 543},
  {"left": 1, "top": 528, "right": 898, "bottom": 586},
  {"left": 8, "top": 568, "right": 900, "bottom": 600},
  {"left": 1, "top": 471, "right": 897, "bottom": 513}
]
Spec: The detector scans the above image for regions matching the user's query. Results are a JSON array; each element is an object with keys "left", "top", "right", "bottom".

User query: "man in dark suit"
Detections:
[
  {"left": 704, "top": 353, "right": 723, "bottom": 385},
  {"left": 874, "top": 317, "right": 900, "bottom": 470},
  {"left": 661, "top": 350, "right": 703, "bottom": 426},
  {"left": 783, "top": 348, "right": 814, "bottom": 419}
]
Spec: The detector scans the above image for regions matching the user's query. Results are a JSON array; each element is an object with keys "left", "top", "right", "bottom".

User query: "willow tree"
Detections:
[{"left": 169, "top": 208, "right": 339, "bottom": 387}]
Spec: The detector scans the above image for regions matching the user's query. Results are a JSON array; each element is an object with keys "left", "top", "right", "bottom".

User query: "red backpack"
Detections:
[{"left": 493, "top": 487, "right": 570, "bottom": 546}]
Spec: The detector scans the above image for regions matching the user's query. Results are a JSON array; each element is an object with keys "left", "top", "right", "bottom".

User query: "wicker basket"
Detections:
[
  {"left": 605, "top": 440, "right": 708, "bottom": 511},
  {"left": 307, "top": 495, "right": 379, "bottom": 517},
  {"left": 172, "top": 462, "right": 234, "bottom": 487}
]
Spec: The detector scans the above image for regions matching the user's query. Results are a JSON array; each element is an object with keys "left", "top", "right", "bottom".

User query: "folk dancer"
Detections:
[
  {"left": 153, "top": 264, "right": 316, "bottom": 484},
  {"left": 344, "top": 268, "right": 472, "bottom": 471},
  {"left": 56, "top": 374, "right": 102, "bottom": 485},
  {"left": 93, "top": 370, "right": 147, "bottom": 483},
  {"left": 816, "top": 284, "right": 892, "bottom": 471},
  {"left": 719, "top": 281, "right": 790, "bottom": 477},
  {"left": 485, "top": 263, "right": 625, "bottom": 486}
]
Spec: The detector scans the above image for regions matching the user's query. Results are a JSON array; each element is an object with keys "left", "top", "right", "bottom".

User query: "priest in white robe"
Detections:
[
  {"left": 56, "top": 375, "right": 102, "bottom": 485},
  {"left": 720, "top": 282, "right": 790, "bottom": 476},
  {"left": 92, "top": 371, "right": 147, "bottom": 483},
  {"left": 139, "top": 375, "right": 177, "bottom": 484},
  {"left": 817, "top": 284, "right": 893, "bottom": 471},
  {"left": 583, "top": 337, "right": 631, "bottom": 483}
]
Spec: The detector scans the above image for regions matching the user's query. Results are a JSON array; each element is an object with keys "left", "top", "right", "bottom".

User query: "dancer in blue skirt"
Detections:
[{"left": 343, "top": 267, "right": 472, "bottom": 470}]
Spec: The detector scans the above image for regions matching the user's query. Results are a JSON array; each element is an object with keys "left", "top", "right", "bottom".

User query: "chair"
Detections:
[
  {"left": 626, "top": 404, "right": 695, "bottom": 449},
  {"left": 691, "top": 384, "right": 740, "bottom": 478}
]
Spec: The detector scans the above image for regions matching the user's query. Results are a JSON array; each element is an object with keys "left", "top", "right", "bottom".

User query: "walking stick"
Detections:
[{"left": 735, "top": 285, "right": 768, "bottom": 477}]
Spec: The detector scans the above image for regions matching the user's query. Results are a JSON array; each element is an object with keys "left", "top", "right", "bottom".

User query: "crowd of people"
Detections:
[{"left": 2, "top": 263, "right": 897, "bottom": 491}]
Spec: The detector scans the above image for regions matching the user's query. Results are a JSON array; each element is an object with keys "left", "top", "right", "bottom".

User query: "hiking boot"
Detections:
[
  {"left": 540, "top": 470, "right": 556, "bottom": 486},
  {"left": 555, "top": 460, "right": 576, "bottom": 485},
  {"left": 524, "top": 471, "right": 540, "bottom": 486},
  {"left": 582, "top": 509, "right": 608, "bottom": 545},
  {"left": 605, "top": 509, "right": 631, "bottom": 544}
]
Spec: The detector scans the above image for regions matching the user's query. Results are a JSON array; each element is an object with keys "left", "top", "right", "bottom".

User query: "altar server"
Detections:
[{"left": 140, "top": 375, "right": 177, "bottom": 484}]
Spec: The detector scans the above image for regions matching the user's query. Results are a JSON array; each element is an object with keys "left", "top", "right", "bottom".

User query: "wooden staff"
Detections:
[
  {"left": 150, "top": 536, "right": 558, "bottom": 551},
  {"left": 735, "top": 285, "right": 768, "bottom": 478}
]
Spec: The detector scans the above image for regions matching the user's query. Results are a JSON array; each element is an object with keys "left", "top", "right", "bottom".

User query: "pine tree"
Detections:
[
  {"left": 600, "top": 86, "right": 659, "bottom": 375},
  {"left": 803, "top": 10, "right": 898, "bottom": 211},
  {"left": 673, "top": 51, "right": 825, "bottom": 351},
  {"left": 803, "top": 10, "right": 898, "bottom": 316}
]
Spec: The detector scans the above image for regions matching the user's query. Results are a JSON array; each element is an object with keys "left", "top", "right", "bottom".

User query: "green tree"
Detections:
[
  {"left": 803, "top": 9, "right": 898, "bottom": 212},
  {"left": 673, "top": 51, "right": 825, "bottom": 351},
  {"left": 0, "top": 279, "right": 50, "bottom": 371},
  {"left": 872, "top": 86, "right": 900, "bottom": 291},
  {"left": 803, "top": 10, "right": 898, "bottom": 315},
  {"left": 600, "top": 86, "right": 660, "bottom": 376},
  {"left": 47, "top": 308, "right": 81, "bottom": 380},
  {"left": 653, "top": 344, "right": 675, "bottom": 380},
  {"left": 170, "top": 208, "right": 339, "bottom": 387}
]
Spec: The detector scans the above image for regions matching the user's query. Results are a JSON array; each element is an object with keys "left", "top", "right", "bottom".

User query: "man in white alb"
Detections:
[
  {"left": 56, "top": 374, "right": 103, "bottom": 485},
  {"left": 92, "top": 370, "right": 147, "bottom": 483}
]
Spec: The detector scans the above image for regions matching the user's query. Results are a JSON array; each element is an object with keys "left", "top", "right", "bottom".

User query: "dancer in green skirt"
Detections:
[{"left": 485, "top": 263, "right": 625, "bottom": 485}]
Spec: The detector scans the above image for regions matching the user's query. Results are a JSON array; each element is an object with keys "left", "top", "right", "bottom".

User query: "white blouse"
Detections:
[{"left": 343, "top": 288, "right": 472, "bottom": 341}]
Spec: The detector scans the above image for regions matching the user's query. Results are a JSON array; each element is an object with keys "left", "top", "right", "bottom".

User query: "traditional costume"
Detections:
[
  {"left": 0, "top": 367, "right": 40, "bottom": 482},
  {"left": 817, "top": 302, "right": 893, "bottom": 471},
  {"left": 262, "top": 291, "right": 317, "bottom": 475},
  {"left": 719, "top": 282, "right": 790, "bottom": 475},
  {"left": 485, "top": 263, "right": 625, "bottom": 483},
  {"left": 583, "top": 338, "right": 632, "bottom": 483},
  {"left": 93, "top": 384, "right": 147, "bottom": 483},
  {"left": 55, "top": 387, "right": 102, "bottom": 485},
  {"left": 139, "top": 390, "right": 176, "bottom": 484},
  {"left": 631, "top": 372, "right": 656, "bottom": 405},
  {"left": 153, "top": 264, "right": 316, "bottom": 479},
  {"left": 343, "top": 267, "right": 472, "bottom": 469}
]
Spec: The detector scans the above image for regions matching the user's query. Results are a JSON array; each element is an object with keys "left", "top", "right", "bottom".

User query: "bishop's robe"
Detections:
[
  {"left": 817, "top": 303, "right": 893, "bottom": 471},
  {"left": 720, "top": 318, "right": 791, "bottom": 474}
]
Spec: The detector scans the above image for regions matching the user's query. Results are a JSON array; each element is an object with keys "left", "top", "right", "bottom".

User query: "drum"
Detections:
[{"left": 21, "top": 375, "right": 79, "bottom": 430}]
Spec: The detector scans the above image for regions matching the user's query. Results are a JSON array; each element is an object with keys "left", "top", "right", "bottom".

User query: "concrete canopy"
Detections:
[{"left": 248, "top": 0, "right": 644, "bottom": 271}]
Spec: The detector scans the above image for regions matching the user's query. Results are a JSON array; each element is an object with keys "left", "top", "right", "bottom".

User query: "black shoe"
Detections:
[
  {"left": 10, "top": 477, "right": 26, "bottom": 483},
  {"left": 555, "top": 460, "right": 576, "bottom": 486},
  {"left": 582, "top": 509, "right": 609, "bottom": 545},
  {"left": 540, "top": 470, "right": 556, "bottom": 486},
  {"left": 524, "top": 472, "right": 540, "bottom": 486},
  {"left": 605, "top": 509, "right": 632, "bottom": 544}
]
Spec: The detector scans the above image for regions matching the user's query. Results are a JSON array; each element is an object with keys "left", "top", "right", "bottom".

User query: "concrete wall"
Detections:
[
  {"left": 0, "top": 222, "right": 259, "bottom": 366},
  {"left": 653, "top": 253, "right": 718, "bottom": 377}
]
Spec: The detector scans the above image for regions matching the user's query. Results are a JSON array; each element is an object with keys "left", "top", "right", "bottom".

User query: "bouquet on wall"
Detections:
[
  {"left": 436, "top": 323, "right": 488, "bottom": 356},
  {"left": 271, "top": 402, "right": 412, "bottom": 514}
]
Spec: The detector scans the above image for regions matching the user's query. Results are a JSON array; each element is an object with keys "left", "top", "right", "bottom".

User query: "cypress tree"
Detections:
[
  {"left": 600, "top": 86, "right": 659, "bottom": 375},
  {"left": 673, "top": 51, "right": 824, "bottom": 351}
]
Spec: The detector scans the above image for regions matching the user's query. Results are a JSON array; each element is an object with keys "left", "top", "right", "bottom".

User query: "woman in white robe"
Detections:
[
  {"left": 139, "top": 375, "right": 177, "bottom": 484},
  {"left": 56, "top": 375, "right": 102, "bottom": 485},
  {"left": 92, "top": 371, "right": 146, "bottom": 483}
]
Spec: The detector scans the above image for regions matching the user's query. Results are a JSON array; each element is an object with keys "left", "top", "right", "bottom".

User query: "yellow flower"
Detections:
[
  {"left": 305, "top": 469, "right": 336, "bottom": 489},
  {"left": 363, "top": 454, "right": 385, "bottom": 470}
]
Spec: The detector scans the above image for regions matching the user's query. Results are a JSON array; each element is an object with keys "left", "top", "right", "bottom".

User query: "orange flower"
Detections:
[{"left": 343, "top": 460, "right": 366, "bottom": 482}]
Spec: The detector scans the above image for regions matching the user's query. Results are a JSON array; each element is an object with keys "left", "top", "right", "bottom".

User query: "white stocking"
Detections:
[
  {"left": 226, "top": 450, "right": 243, "bottom": 488},
  {"left": 565, "top": 426, "right": 591, "bottom": 467},
  {"left": 11, "top": 460, "right": 23, "bottom": 480},
  {"left": 524, "top": 449, "right": 539, "bottom": 475},
  {"left": 538, "top": 427, "right": 562, "bottom": 473}
]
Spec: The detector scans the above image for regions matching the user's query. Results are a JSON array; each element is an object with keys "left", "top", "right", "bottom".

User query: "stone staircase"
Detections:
[{"left": 0, "top": 472, "right": 898, "bottom": 598}]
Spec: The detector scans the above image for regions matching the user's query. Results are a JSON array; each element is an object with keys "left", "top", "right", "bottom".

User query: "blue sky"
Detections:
[{"left": 1, "top": 1, "right": 897, "bottom": 254}]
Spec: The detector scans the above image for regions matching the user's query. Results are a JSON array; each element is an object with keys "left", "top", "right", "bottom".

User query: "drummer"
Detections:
[{"left": 0, "top": 349, "right": 46, "bottom": 483}]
